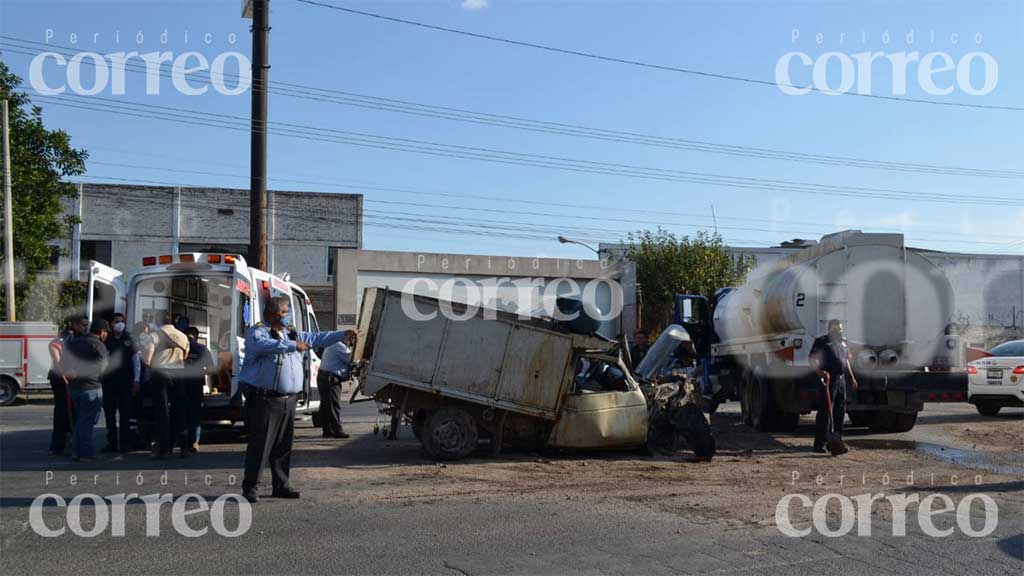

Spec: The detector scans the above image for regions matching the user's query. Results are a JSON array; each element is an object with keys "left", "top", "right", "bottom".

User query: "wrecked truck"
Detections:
[{"left": 350, "top": 287, "right": 713, "bottom": 461}]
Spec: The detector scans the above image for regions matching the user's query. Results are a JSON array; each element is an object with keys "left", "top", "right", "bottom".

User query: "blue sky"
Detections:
[{"left": 1, "top": 0, "right": 1022, "bottom": 259}]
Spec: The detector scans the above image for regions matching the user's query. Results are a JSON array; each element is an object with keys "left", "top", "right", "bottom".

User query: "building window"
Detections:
[
  {"left": 80, "top": 240, "right": 112, "bottom": 266},
  {"left": 180, "top": 243, "right": 248, "bottom": 256},
  {"left": 327, "top": 248, "right": 337, "bottom": 279}
]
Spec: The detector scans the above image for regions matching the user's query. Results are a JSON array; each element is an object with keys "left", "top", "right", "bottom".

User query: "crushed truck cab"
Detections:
[{"left": 353, "top": 287, "right": 711, "bottom": 460}]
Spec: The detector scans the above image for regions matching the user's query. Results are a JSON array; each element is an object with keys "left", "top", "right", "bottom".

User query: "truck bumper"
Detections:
[{"left": 784, "top": 370, "right": 967, "bottom": 413}]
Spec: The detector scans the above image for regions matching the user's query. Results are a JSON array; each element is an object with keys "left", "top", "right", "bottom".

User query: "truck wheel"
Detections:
[
  {"left": 888, "top": 412, "right": 918, "bottom": 433},
  {"left": 739, "top": 372, "right": 753, "bottom": 426},
  {"left": 423, "top": 406, "right": 478, "bottom": 461},
  {"left": 976, "top": 403, "right": 1001, "bottom": 417},
  {"left": 749, "top": 375, "right": 772, "bottom": 431},
  {"left": 0, "top": 377, "right": 19, "bottom": 407}
]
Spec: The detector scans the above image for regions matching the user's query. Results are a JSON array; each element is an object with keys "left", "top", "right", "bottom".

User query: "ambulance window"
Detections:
[
  {"left": 291, "top": 294, "right": 308, "bottom": 331},
  {"left": 238, "top": 295, "right": 251, "bottom": 337}
]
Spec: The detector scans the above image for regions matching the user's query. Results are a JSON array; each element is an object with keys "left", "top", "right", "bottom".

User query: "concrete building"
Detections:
[
  {"left": 332, "top": 249, "right": 636, "bottom": 338},
  {"left": 56, "top": 183, "right": 362, "bottom": 322}
]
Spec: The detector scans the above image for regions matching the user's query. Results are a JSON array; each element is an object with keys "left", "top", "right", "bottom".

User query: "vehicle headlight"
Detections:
[{"left": 879, "top": 349, "right": 899, "bottom": 366}]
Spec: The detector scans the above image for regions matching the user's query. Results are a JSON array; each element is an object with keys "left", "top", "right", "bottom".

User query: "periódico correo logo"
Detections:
[
  {"left": 29, "top": 50, "right": 252, "bottom": 96},
  {"left": 29, "top": 493, "right": 252, "bottom": 538}
]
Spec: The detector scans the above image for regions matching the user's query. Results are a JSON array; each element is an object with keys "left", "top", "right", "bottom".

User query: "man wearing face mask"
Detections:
[
  {"left": 239, "top": 295, "right": 352, "bottom": 503},
  {"left": 101, "top": 313, "right": 140, "bottom": 454}
]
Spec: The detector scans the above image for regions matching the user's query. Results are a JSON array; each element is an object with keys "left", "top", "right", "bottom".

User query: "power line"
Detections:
[
  {"left": 76, "top": 163, "right": 1024, "bottom": 249},
  {"left": 290, "top": 0, "right": 1023, "bottom": 112},
  {"left": 4, "top": 38, "right": 1020, "bottom": 180},
  {"left": 30, "top": 93, "right": 1024, "bottom": 207},
  {"left": 77, "top": 146, "right": 1015, "bottom": 241}
]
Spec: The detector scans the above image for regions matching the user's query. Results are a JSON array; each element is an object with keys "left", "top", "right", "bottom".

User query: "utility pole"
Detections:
[
  {"left": 248, "top": 0, "right": 269, "bottom": 270},
  {"left": 2, "top": 100, "right": 15, "bottom": 321}
]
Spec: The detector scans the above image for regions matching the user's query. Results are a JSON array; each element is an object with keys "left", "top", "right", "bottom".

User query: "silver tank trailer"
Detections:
[{"left": 713, "top": 231, "right": 955, "bottom": 369}]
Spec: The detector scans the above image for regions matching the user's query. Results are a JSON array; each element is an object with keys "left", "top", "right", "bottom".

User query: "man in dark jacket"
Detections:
[
  {"left": 64, "top": 319, "right": 110, "bottom": 461},
  {"left": 102, "top": 313, "right": 139, "bottom": 454},
  {"left": 810, "top": 319, "right": 860, "bottom": 454},
  {"left": 47, "top": 315, "right": 87, "bottom": 455}
]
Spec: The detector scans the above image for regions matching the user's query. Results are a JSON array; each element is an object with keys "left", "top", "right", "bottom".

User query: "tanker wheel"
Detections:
[
  {"left": 887, "top": 412, "right": 918, "bottom": 433},
  {"left": 739, "top": 372, "right": 753, "bottom": 426},
  {"left": 749, "top": 374, "right": 774, "bottom": 431},
  {"left": 423, "top": 405, "right": 479, "bottom": 461}
]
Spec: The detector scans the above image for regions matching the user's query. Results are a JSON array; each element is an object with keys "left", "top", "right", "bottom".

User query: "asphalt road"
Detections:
[{"left": 1, "top": 399, "right": 1021, "bottom": 575}]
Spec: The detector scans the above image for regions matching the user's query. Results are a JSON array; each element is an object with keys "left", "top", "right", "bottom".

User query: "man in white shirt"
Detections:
[{"left": 317, "top": 331, "right": 357, "bottom": 439}]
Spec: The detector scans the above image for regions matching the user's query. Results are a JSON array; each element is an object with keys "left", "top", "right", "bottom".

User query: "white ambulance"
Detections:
[{"left": 86, "top": 253, "right": 323, "bottom": 426}]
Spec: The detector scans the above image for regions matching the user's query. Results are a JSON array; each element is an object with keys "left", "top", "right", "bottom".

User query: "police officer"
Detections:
[
  {"left": 810, "top": 319, "right": 859, "bottom": 454},
  {"left": 240, "top": 296, "right": 350, "bottom": 503}
]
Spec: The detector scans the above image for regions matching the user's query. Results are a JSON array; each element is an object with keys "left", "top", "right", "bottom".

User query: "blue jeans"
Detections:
[{"left": 71, "top": 387, "right": 103, "bottom": 458}]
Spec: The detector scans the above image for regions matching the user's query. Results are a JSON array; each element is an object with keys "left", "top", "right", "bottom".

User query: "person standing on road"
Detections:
[
  {"left": 184, "top": 327, "right": 215, "bottom": 453},
  {"left": 150, "top": 318, "right": 190, "bottom": 459},
  {"left": 101, "top": 313, "right": 140, "bottom": 454},
  {"left": 810, "top": 319, "right": 859, "bottom": 454},
  {"left": 239, "top": 295, "right": 349, "bottom": 503},
  {"left": 317, "top": 331, "right": 357, "bottom": 439},
  {"left": 130, "top": 321, "right": 155, "bottom": 450},
  {"left": 63, "top": 319, "right": 110, "bottom": 461},
  {"left": 47, "top": 315, "right": 87, "bottom": 456}
]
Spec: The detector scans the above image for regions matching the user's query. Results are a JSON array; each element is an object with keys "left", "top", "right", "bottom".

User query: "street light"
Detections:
[{"left": 557, "top": 235, "right": 600, "bottom": 255}]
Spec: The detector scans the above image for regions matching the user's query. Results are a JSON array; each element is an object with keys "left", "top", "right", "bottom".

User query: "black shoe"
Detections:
[
  {"left": 323, "top": 430, "right": 350, "bottom": 439},
  {"left": 242, "top": 490, "right": 259, "bottom": 504},
  {"left": 101, "top": 444, "right": 118, "bottom": 453},
  {"left": 271, "top": 487, "right": 301, "bottom": 499},
  {"left": 812, "top": 445, "right": 827, "bottom": 454}
]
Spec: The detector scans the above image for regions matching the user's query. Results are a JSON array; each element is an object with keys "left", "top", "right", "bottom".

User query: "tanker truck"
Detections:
[{"left": 674, "top": 230, "right": 967, "bottom": 433}]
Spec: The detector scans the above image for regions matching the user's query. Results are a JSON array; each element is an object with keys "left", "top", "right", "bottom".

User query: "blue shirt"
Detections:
[
  {"left": 320, "top": 342, "right": 353, "bottom": 378},
  {"left": 238, "top": 325, "right": 347, "bottom": 394}
]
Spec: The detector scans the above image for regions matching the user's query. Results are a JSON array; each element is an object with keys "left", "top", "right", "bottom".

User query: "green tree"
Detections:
[
  {"left": 0, "top": 58, "right": 88, "bottom": 319},
  {"left": 625, "top": 229, "right": 753, "bottom": 331}
]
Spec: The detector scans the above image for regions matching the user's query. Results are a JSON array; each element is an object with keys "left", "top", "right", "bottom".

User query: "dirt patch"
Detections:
[
  {"left": 945, "top": 415, "right": 1024, "bottom": 452},
  {"left": 296, "top": 412, "right": 1024, "bottom": 528}
]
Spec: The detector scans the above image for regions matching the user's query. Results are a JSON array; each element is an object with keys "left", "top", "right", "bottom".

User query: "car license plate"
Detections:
[{"left": 987, "top": 369, "right": 1003, "bottom": 381}]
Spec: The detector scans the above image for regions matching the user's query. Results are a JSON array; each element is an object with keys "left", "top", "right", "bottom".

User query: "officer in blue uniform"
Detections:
[
  {"left": 809, "top": 319, "right": 859, "bottom": 454},
  {"left": 240, "top": 295, "right": 351, "bottom": 503}
]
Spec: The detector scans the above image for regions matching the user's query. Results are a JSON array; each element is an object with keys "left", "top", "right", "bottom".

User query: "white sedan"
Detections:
[{"left": 968, "top": 339, "right": 1024, "bottom": 416}]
